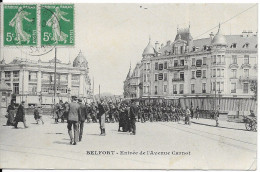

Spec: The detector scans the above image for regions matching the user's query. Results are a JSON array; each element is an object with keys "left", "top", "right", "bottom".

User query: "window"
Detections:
[
  {"left": 173, "top": 72, "right": 178, "bottom": 79},
  {"left": 217, "top": 69, "right": 221, "bottom": 77},
  {"left": 71, "top": 86, "right": 79, "bottom": 96},
  {"left": 144, "top": 74, "right": 146, "bottom": 82},
  {"left": 230, "top": 43, "right": 237, "bottom": 48},
  {"left": 29, "top": 84, "right": 37, "bottom": 94},
  {"left": 196, "top": 70, "right": 202, "bottom": 78},
  {"left": 196, "top": 60, "right": 202, "bottom": 67},
  {"left": 212, "top": 82, "right": 216, "bottom": 91},
  {"left": 159, "top": 64, "right": 163, "bottom": 70},
  {"left": 179, "top": 84, "right": 184, "bottom": 94},
  {"left": 158, "top": 73, "right": 163, "bottom": 80},
  {"left": 243, "top": 43, "right": 249, "bottom": 48},
  {"left": 202, "top": 70, "right": 206, "bottom": 78},
  {"left": 232, "top": 55, "right": 237, "bottom": 64},
  {"left": 147, "top": 74, "right": 150, "bottom": 82},
  {"left": 174, "top": 60, "right": 178, "bottom": 67},
  {"left": 164, "top": 62, "right": 168, "bottom": 69},
  {"left": 192, "top": 58, "right": 195, "bottom": 66},
  {"left": 231, "top": 83, "right": 236, "bottom": 93},
  {"left": 173, "top": 85, "right": 177, "bottom": 94},
  {"left": 213, "top": 69, "right": 216, "bottom": 77},
  {"left": 155, "top": 62, "right": 158, "bottom": 70},
  {"left": 192, "top": 71, "right": 195, "bottom": 79},
  {"left": 220, "top": 82, "right": 224, "bottom": 91},
  {"left": 244, "top": 69, "right": 249, "bottom": 77},
  {"left": 244, "top": 55, "right": 249, "bottom": 64},
  {"left": 147, "top": 63, "right": 150, "bottom": 70},
  {"left": 180, "top": 46, "right": 184, "bottom": 54},
  {"left": 191, "top": 84, "right": 195, "bottom": 93},
  {"left": 203, "top": 57, "right": 207, "bottom": 65},
  {"left": 29, "top": 72, "right": 37, "bottom": 81},
  {"left": 164, "top": 85, "right": 167, "bottom": 93},
  {"left": 213, "top": 55, "right": 216, "bottom": 64},
  {"left": 155, "top": 74, "right": 158, "bottom": 81},
  {"left": 180, "top": 72, "right": 184, "bottom": 80},
  {"left": 155, "top": 86, "right": 158, "bottom": 95},
  {"left": 217, "top": 82, "right": 220, "bottom": 91},
  {"left": 243, "top": 83, "right": 249, "bottom": 93},
  {"left": 13, "top": 71, "right": 19, "bottom": 78},
  {"left": 221, "top": 69, "right": 224, "bottom": 77},
  {"left": 147, "top": 86, "right": 150, "bottom": 93},
  {"left": 164, "top": 73, "right": 167, "bottom": 81},
  {"left": 202, "top": 83, "right": 206, "bottom": 93},
  {"left": 13, "top": 83, "right": 19, "bottom": 94},
  {"left": 217, "top": 55, "right": 221, "bottom": 64},
  {"left": 180, "top": 60, "right": 184, "bottom": 66},
  {"left": 5, "top": 71, "right": 10, "bottom": 78},
  {"left": 232, "top": 69, "right": 237, "bottom": 78}
]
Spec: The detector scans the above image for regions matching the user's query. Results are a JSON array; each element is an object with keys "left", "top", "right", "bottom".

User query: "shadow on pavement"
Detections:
[
  {"left": 46, "top": 132, "right": 64, "bottom": 135},
  {"left": 53, "top": 141, "right": 70, "bottom": 145},
  {"left": 191, "top": 121, "right": 248, "bottom": 131}
]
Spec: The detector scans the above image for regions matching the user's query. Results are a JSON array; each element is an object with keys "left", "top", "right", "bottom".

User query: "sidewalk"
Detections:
[{"left": 191, "top": 118, "right": 247, "bottom": 131}]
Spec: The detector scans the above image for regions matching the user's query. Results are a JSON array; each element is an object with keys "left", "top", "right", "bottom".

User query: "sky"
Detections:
[{"left": 0, "top": 3, "right": 258, "bottom": 95}]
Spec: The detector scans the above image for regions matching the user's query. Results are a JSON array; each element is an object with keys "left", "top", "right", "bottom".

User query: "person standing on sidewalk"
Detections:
[
  {"left": 6, "top": 100, "right": 16, "bottom": 126},
  {"left": 67, "top": 97, "right": 80, "bottom": 145},
  {"left": 185, "top": 106, "right": 191, "bottom": 125},
  {"left": 215, "top": 108, "right": 219, "bottom": 127},
  {"left": 78, "top": 99, "right": 87, "bottom": 142},
  {"left": 129, "top": 100, "right": 137, "bottom": 135},
  {"left": 195, "top": 106, "right": 200, "bottom": 119},
  {"left": 14, "top": 101, "right": 29, "bottom": 129}
]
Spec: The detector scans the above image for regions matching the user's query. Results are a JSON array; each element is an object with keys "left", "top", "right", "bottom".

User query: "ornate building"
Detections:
[
  {"left": 0, "top": 51, "right": 92, "bottom": 106},
  {"left": 124, "top": 25, "right": 257, "bottom": 112}
]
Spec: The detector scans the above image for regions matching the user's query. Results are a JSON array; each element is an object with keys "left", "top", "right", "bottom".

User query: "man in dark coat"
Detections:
[
  {"left": 6, "top": 100, "right": 16, "bottom": 126},
  {"left": 78, "top": 99, "right": 87, "bottom": 142},
  {"left": 97, "top": 99, "right": 106, "bottom": 136},
  {"left": 14, "top": 101, "right": 28, "bottom": 128},
  {"left": 129, "top": 100, "right": 137, "bottom": 135},
  {"left": 67, "top": 97, "right": 81, "bottom": 145}
]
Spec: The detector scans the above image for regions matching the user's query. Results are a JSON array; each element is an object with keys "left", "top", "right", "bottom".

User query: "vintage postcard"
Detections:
[{"left": 0, "top": 2, "right": 258, "bottom": 170}]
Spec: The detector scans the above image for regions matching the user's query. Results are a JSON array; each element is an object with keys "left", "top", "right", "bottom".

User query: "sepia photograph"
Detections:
[{"left": 0, "top": 0, "right": 258, "bottom": 170}]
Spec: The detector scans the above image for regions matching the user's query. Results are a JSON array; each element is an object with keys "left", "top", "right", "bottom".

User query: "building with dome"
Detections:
[
  {"left": 0, "top": 51, "right": 92, "bottom": 106},
  {"left": 124, "top": 24, "right": 257, "bottom": 113}
]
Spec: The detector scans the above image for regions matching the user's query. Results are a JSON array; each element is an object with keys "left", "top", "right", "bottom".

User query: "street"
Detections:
[{"left": 0, "top": 115, "right": 257, "bottom": 170}]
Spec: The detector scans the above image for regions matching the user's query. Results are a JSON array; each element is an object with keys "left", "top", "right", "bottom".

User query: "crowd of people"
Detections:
[{"left": 5, "top": 97, "right": 222, "bottom": 145}]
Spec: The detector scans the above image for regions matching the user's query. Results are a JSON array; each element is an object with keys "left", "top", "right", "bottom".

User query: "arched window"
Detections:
[
  {"left": 243, "top": 43, "right": 249, "bottom": 48},
  {"left": 230, "top": 43, "right": 237, "bottom": 48}
]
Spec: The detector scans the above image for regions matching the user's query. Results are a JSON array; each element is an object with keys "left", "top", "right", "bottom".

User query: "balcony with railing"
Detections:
[
  {"left": 229, "top": 63, "right": 239, "bottom": 69},
  {"left": 239, "top": 76, "right": 257, "bottom": 82},
  {"left": 13, "top": 77, "right": 19, "bottom": 82},
  {"left": 167, "top": 65, "right": 188, "bottom": 71},
  {"left": 72, "top": 80, "right": 80, "bottom": 85},
  {"left": 211, "top": 62, "right": 226, "bottom": 67},
  {"left": 241, "top": 63, "right": 251, "bottom": 69},
  {"left": 5, "top": 77, "right": 11, "bottom": 81},
  {"left": 172, "top": 77, "right": 184, "bottom": 82}
]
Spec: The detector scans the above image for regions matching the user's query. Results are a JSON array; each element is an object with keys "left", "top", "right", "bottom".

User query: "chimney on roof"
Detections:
[
  {"left": 248, "top": 30, "right": 253, "bottom": 37},
  {"left": 242, "top": 30, "right": 247, "bottom": 37},
  {"left": 209, "top": 32, "right": 214, "bottom": 42},
  {"left": 155, "top": 41, "right": 159, "bottom": 52}
]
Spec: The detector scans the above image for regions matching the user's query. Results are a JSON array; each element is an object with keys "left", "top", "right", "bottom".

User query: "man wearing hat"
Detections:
[
  {"left": 129, "top": 99, "right": 137, "bottom": 135},
  {"left": 67, "top": 96, "right": 81, "bottom": 145},
  {"left": 78, "top": 99, "right": 87, "bottom": 142},
  {"left": 14, "top": 101, "right": 29, "bottom": 128},
  {"left": 97, "top": 99, "right": 106, "bottom": 136}
]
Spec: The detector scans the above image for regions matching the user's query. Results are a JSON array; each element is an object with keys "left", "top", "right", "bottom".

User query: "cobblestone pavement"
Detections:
[{"left": 0, "top": 115, "right": 257, "bottom": 169}]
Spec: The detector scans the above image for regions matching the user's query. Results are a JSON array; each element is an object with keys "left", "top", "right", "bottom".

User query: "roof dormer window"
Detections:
[
  {"left": 243, "top": 43, "right": 249, "bottom": 48},
  {"left": 230, "top": 43, "right": 237, "bottom": 48}
]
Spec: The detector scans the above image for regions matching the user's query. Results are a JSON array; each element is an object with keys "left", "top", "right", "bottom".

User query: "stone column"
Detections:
[
  {"left": 10, "top": 71, "right": 13, "bottom": 92},
  {"left": 79, "top": 73, "right": 84, "bottom": 97}
]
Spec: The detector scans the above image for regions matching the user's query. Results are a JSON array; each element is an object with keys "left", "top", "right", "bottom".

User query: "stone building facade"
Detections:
[
  {"left": 124, "top": 25, "right": 257, "bottom": 112},
  {"left": 0, "top": 51, "right": 92, "bottom": 106}
]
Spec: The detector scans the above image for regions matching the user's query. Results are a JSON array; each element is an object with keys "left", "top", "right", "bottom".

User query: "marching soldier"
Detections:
[
  {"left": 129, "top": 100, "right": 137, "bottom": 135},
  {"left": 14, "top": 101, "right": 29, "bottom": 129},
  {"left": 97, "top": 99, "right": 106, "bottom": 136}
]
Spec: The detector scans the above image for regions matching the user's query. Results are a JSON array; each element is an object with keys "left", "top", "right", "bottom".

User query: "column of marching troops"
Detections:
[{"left": 5, "top": 97, "right": 206, "bottom": 146}]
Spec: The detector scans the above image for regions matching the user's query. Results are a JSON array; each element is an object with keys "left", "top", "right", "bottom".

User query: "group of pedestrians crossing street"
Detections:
[{"left": 5, "top": 96, "right": 214, "bottom": 146}]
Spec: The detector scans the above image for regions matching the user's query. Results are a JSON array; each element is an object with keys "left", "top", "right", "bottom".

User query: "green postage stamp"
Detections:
[
  {"left": 4, "top": 4, "right": 37, "bottom": 46},
  {"left": 41, "top": 4, "right": 74, "bottom": 46}
]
